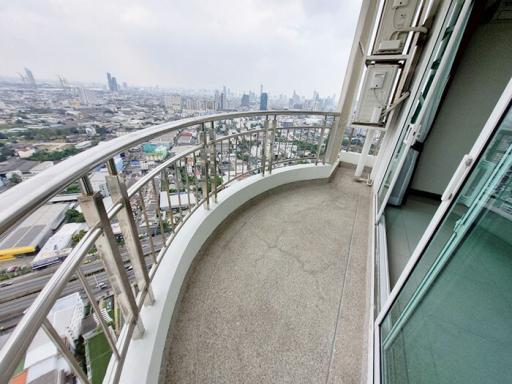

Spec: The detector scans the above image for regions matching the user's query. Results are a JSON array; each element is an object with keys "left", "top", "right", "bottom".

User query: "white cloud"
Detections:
[{"left": 0, "top": 0, "right": 361, "bottom": 96}]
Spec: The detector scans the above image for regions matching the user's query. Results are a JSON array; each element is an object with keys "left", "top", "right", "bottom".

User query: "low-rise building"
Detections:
[
  {"left": 0, "top": 203, "right": 69, "bottom": 259},
  {"left": 31, "top": 223, "right": 87, "bottom": 269},
  {"left": 19, "top": 293, "right": 84, "bottom": 383}
]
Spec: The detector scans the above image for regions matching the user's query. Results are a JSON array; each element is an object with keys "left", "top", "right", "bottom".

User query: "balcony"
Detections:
[
  {"left": 156, "top": 164, "right": 370, "bottom": 383},
  {"left": 0, "top": 110, "right": 372, "bottom": 384}
]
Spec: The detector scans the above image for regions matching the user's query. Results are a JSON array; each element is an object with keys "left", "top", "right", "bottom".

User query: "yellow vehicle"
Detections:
[{"left": 0, "top": 246, "right": 37, "bottom": 261}]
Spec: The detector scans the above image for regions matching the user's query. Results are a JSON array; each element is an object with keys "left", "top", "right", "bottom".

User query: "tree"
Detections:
[
  {"left": 64, "top": 184, "right": 81, "bottom": 194},
  {"left": 74, "top": 335, "right": 87, "bottom": 374},
  {"left": 9, "top": 173, "right": 22, "bottom": 184},
  {"left": 65, "top": 208, "right": 85, "bottom": 223},
  {"left": 71, "top": 229, "right": 87, "bottom": 245}
]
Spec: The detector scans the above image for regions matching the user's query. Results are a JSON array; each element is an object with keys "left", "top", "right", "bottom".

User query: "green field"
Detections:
[{"left": 86, "top": 332, "right": 112, "bottom": 384}]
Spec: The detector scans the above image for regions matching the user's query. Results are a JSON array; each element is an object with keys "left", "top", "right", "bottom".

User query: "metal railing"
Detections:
[{"left": 0, "top": 110, "right": 339, "bottom": 383}]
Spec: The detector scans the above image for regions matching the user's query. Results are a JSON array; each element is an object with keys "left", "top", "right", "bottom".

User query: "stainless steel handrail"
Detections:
[
  {"left": 0, "top": 110, "right": 338, "bottom": 234},
  {"left": 0, "top": 110, "right": 339, "bottom": 383}
]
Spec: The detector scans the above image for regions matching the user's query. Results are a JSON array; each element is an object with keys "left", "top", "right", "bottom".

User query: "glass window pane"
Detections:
[{"left": 380, "top": 106, "right": 512, "bottom": 383}]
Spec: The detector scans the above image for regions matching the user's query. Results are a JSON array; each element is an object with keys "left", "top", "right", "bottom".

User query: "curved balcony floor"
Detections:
[{"left": 160, "top": 165, "right": 371, "bottom": 384}]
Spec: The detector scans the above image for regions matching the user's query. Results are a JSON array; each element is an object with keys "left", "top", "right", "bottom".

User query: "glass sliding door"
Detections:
[
  {"left": 376, "top": 0, "right": 470, "bottom": 220},
  {"left": 379, "top": 104, "right": 512, "bottom": 384}
]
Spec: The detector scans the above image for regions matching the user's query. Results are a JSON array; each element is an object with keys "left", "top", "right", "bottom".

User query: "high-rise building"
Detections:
[
  {"left": 111, "top": 77, "right": 119, "bottom": 92},
  {"left": 219, "top": 93, "right": 225, "bottom": 110},
  {"left": 259, "top": 92, "right": 268, "bottom": 111},
  {"left": 58, "top": 75, "right": 68, "bottom": 89},
  {"left": 241, "top": 94, "right": 250, "bottom": 108},
  {"left": 24, "top": 68, "right": 36, "bottom": 88},
  {"left": 106, "top": 72, "right": 113, "bottom": 91},
  {"left": 78, "top": 87, "right": 98, "bottom": 106},
  {"left": 106, "top": 72, "right": 119, "bottom": 92}
]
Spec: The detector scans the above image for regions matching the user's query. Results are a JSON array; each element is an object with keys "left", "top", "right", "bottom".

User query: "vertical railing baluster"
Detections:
[
  {"left": 220, "top": 139, "right": 224, "bottom": 184},
  {"left": 193, "top": 152, "right": 201, "bottom": 206},
  {"left": 76, "top": 268, "right": 120, "bottom": 360},
  {"left": 227, "top": 138, "right": 232, "bottom": 183},
  {"left": 244, "top": 134, "right": 248, "bottom": 174},
  {"left": 277, "top": 119, "right": 282, "bottom": 165},
  {"left": 284, "top": 125, "right": 290, "bottom": 164},
  {"left": 183, "top": 158, "right": 192, "bottom": 210},
  {"left": 234, "top": 136, "right": 239, "bottom": 179},
  {"left": 268, "top": 115, "right": 277, "bottom": 174},
  {"left": 261, "top": 115, "right": 268, "bottom": 176},
  {"left": 161, "top": 169, "right": 175, "bottom": 232},
  {"left": 172, "top": 164, "right": 184, "bottom": 221},
  {"left": 201, "top": 122, "right": 210, "bottom": 209},
  {"left": 138, "top": 189, "right": 156, "bottom": 264},
  {"left": 151, "top": 178, "right": 166, "bottom": 245},
  {"left": 298, "top": 125, "right": 305, "bottom": 162},
  {"left": 209, "top": 121, "right": 218, "bottom": 203},
  {"left": 42, "top": 318, "right": 91, "bottom": 384}
]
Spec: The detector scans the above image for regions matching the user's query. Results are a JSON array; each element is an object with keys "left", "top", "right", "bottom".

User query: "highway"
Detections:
[{"left": 0, "top": 239, "right": 162, "bottom": 332}]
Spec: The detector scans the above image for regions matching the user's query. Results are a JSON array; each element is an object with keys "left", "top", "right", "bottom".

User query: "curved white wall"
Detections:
[{"left": 117, "top": 163, "right": 336, "bottom": 384}]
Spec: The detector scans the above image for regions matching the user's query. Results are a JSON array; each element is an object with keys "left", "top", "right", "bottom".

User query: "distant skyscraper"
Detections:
[
  {"left": 220, "top": 93, "right": 225, "bottom": 110},
  {"left": 58, "top": 75, "right": 67, "bottom": 89},
  {"left": 260, "top": 92, "right": 268, "bottom": 111},
  {"left": 241, "top": 94, "right": 250, "bottom": 107},
  {"left": 24, "top": 68, "right": 36, "bottom": 88},
  {"left": 106, "top": 72, "right": 120, "bottom": 92},
  {"left": 78, "top": 87, "right": 98, "bottom": 106},
  {"left": 111, "top": 77, "right": 119, "bottom": 92},
  {"left": 107, "top": 72, "right": 113, "bottom": 91}
]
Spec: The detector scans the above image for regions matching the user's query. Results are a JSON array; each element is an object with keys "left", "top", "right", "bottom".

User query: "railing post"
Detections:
[
  {"left": 268, "top": 115, "right": 277, "bottom": 174},
  {"left": 78, "top": 176, "right": 144, "bottom": 339},
  {"left": 161, "top": 168, "right": 176, "bottom": 230},
  {"left": 261, "top": 115, "right": 269, "bottom": 176},
  {"left": 137, "top": 190, "right": 157, "bottom": 264},
  {"left": 201, "top": 123, "right": 210, "bottom": 209},
  {"left": 209, "top": 121, "right": 218, "bottom": 203},
  {"left": 152, "top": 178, "right": 167, "bottom": 245},
  {"left": 105, "top": 160, "right": 154, "bottom": 306}
]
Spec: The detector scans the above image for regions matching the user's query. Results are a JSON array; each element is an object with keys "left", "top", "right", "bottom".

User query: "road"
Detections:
[{"left": 0, "top": 239, "right": 162, "bottom": 332}]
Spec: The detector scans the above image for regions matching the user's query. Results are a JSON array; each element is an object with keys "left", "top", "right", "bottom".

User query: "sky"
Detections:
[{"left": 0, "top": 0, "right": 361, "bottom": 97}]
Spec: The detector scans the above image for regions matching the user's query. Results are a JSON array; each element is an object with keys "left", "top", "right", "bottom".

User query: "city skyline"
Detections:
[
  {"left": 0, "top": 0, "right": 361, "bottom": 97},
  {"left": 0, "top": 69, "right": 338, "bottom": 102}
]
